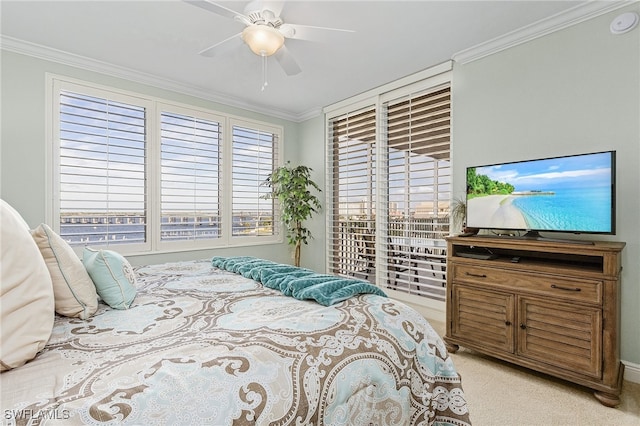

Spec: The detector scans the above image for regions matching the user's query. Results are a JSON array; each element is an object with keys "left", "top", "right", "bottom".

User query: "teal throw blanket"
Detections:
[{"left": 211, "top": 256, "right": 386, "bottom": 305}]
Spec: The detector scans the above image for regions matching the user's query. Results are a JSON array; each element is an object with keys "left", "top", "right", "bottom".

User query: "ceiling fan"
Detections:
[{"left": 185, "top": 0, "right": 354, "bottom": 78}]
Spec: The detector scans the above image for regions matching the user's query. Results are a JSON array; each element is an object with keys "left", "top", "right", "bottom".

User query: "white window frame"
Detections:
[
  {"left": 226, "top": 117, "right": 283, "bottom": 245},
  {"left": 156, "top": 102, "right": 227, "bottom": 252},
  {"left": 49, "top": 78, "right": 154, "bottom": 254},
  {"left": 46, "top": 74, "right": 283, "bottom": 255},
  {"left": 324, "top": 63, "right": 452, "bottom": 309}
]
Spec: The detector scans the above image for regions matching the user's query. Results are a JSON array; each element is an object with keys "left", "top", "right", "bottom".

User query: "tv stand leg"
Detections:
[
  {"left": 445, "top": 341, "right": 459, "bottom": 353},
  {"left": 593, "top": 363, "right": 624, "bottom": 407},
  {"left": 593, "top": 390, "right": 620, "bottom": 407}
]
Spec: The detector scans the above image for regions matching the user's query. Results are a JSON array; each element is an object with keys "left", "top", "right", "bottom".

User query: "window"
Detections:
[
  {"left": 231, "top": 121, "right": 279, "bottom": 237},
  {"left": 50, "top": 77, "right": 282, "bottom": 253},
  {"left": 57, "top": 89, "right": 148, "bottom": 249},
  {"left": 326, "top": 72, "right": 451, "bottom": 303},
  {"left": 327, "top": 107, "right": 376, "bottom": 278},
  {"left": 160, "top": 109, "right": 223, "bottom": 243},
  {"left": 383, "top": 86, "right": 451, "bottom": 300}
]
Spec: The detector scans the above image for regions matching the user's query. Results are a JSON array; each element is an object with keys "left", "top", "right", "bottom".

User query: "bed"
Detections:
[{"left": 1, "top": 202, "right": 470, "bottom": 426}]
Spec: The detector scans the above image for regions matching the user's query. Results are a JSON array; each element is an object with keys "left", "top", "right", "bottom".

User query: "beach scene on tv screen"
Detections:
[{"left": 466, "top": 152, "right": 613, "bottom": 232}]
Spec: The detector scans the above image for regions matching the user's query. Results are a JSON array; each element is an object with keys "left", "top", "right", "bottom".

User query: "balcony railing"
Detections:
[{"left": 330, "top": 217, "right": 450, "bottom": 301}]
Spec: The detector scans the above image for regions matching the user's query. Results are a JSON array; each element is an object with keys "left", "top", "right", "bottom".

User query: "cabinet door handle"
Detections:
[
  {"left": 520, "top": 324, "right": 527, "bottom": 330},
  {"left": 505, "top": 321, "right": 512, "bottom": 326},
  {"left": 465, "top": 272, "right": 487, "bottom": 278},
  {"left": 550, "top": 284, "right": 581, "bottom": 292}
]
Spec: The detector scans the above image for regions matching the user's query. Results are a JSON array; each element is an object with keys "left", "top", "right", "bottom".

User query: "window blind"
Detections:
[
  {"left": 383, "top": 86, "right": 451, "bottom": 300},
  {"left": 231, "top": 124, "right": 278, "bottom": 237},
  {"left": 160, "top": 111, "right": 222, "bottom": 242},
  {"left": 58, "top": 91, "right": 146, "bottom": 246},
  {"left": 53, "top": 78, "right": 284, "bottom": 252},
  {"left": 327, "top": 107, "right": 377, "bottom": 278},
  {"left": 326, "top": 85, "right": 451, "bottom": 302}
]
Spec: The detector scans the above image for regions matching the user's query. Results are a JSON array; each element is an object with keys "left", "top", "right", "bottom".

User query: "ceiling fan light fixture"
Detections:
[{"left": 242, "top": 24, "right": 284, "bottom": 56}]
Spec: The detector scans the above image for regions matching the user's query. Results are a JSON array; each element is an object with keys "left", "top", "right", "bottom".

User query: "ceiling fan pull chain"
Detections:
[{"left": 261, "top": 53, "right": 268, "bottom": 92}]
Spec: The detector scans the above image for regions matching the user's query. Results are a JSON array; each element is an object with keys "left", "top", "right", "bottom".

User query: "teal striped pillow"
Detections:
[{"left": 83, "top": 248, "right": 136, "bottom": 309}]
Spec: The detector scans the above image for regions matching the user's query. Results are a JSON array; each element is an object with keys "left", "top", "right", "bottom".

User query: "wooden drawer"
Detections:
[{"left": 451, "top": 263, "right": 603, "bottom": 305}]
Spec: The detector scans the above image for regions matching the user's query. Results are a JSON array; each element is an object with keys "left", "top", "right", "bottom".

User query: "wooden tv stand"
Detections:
[{"left": 444, "top": 235, "right": 625, "bottom": 406}]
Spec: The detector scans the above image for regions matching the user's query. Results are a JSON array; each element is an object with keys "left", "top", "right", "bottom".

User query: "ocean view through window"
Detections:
[
  {"left": 231, "top": 122, "right": 279, "bottom": 237},
  {"left": 52, "top": 77, "right": 282, "bottom": 252},
  {"left": 160, "top": 110, "right": 223, "bottom": 242},
  {"left": 58, "top": 90, "right": 147, "bottom": 246}
]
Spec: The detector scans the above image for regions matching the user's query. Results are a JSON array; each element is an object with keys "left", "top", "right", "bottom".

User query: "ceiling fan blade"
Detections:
[
  {"left": 184, "top": 0, "right": 250, "bottom": 24},
  {"left": 198, "top": 32, "right": 243, "bottom": 57},
  {"left": 274, "top": 45, "right": 301, "bottom": 76},
  {"left": 283, "top": 23, "right": 355, "bottom": 41}
]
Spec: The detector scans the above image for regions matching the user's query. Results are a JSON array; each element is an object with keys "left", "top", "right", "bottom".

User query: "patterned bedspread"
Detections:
[{"left": 1, "top": 260, "right": 470, "bottom": 425}]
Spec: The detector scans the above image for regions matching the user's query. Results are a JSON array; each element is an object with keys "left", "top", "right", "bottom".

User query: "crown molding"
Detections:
[
  {"left": 295, "top": 107, "right": 324, "bottom": 122},
  {"left": 0, "top": 35, "right": 310, "bottom": 122},
  {"left": 452, "top": 1, "right": 633, "bottom": 64},
  {"left": 3, "top": 1, "right": 631, "bottom": 122}
]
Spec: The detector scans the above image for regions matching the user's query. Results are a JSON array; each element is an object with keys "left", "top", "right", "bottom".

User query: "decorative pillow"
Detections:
[
  {"left": 83, "top": 248, "right": 137, "bottom": 309},
  {"left": 0, "top": 200, "right": 55, "bottom": 371},
  {"left": 31, "top": 223, "right": 98, "bottom": 319}
]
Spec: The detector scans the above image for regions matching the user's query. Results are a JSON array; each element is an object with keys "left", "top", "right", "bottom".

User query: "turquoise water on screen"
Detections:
[{"left": 512, "top": 186, "right": 612, "bottom": 232}]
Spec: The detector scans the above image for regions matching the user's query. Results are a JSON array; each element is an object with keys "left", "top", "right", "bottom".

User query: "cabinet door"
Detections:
[
  {"left": 517, "top": 297, "right": 602, "bottom": 378},
  {"left": 451, "top": 285, "right": 515, "bottom": 353}
]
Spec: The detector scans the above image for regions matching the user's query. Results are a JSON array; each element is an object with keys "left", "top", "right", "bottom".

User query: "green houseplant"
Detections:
[
  {"left": 450, "top": 195, "right": 480, "bottom": 235},
  {"left": 450, "top": 196, "right": 467, "bottom": 234},
  {"left": 262, "top": 162, "right": 322, "bottom": 267}
]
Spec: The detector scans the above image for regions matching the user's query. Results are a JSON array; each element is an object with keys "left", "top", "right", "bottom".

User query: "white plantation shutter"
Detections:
[
  {"left": 160, "top": 109, "right": 222, "bottom": 243},
  {"left": 326, "top": 82, "right": 451, "bottom": 303},
  {"left": 231, "top": 122, "right": 280, "bottom": 237},
  {"left": 383, "top": 85, "right": 451, "bottom": 300},
  {"left": 52, "top": 77, "right": 284, "bottom": 253},
  {"left": 58, "top": 90, "right": 147, "bottom": 246},
  {"left": 326, "top": 106, "right": 377, "bottom": 277}
]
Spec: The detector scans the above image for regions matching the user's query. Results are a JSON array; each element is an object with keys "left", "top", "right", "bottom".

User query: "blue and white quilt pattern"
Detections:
[{"left": 1, "top": 260, "right": 470, "bottom": 426}]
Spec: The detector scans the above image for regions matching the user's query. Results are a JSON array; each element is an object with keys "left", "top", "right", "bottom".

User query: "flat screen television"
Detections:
[{"left": 465, "top": 151, "right": 616, "bottom": 238}]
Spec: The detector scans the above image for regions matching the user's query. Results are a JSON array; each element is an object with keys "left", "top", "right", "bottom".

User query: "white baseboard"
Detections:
[{"left": 623, "top": 360, "right": 640, "bottom": 384}]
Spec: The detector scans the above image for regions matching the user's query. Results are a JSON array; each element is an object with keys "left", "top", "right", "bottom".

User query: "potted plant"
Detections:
[
  {"left": 450, "top": 196, "right": 467, "bottom": 234},
  {"left": 262, "top": 162, "right": 322, "bottom": 267},
  {"left": 450, "top": 196, "right": 478, "bottom": 235}
]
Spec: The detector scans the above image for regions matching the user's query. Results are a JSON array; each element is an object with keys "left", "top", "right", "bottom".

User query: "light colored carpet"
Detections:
[{"left": 429, "top": 319, "right": 640, "bottom": 425}]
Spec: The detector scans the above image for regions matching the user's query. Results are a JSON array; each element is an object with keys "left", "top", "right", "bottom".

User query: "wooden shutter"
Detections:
[
  {"left": 327, "top": 107, "right": 377, "bottom": 278},
  {"left": 58, "top": 90, "right": 146, "bottom": 246},
  {"left": 160, "top": 110, "right": 222, "bottom": 242},
  {"left": 231, "top": 124, "right": 279, "bottom": 237},
  {"left": 383, "top": 85, "right": 451, "bottom": 300}
]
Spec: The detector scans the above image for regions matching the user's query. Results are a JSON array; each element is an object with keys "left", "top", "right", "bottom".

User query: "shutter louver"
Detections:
[
  {"left": 54, "top": 81, "right": 283, "bottom": 251},
  {"left": 59, "top": 91, "right": 146, "bottom": 246},
  {"left": 232, "top": 124, "right": 278, "bottom": 237},
  {"left": 327, "top": 107, "right": 377, "bottom": 279},
  {"left": 160, "top": 111, "right": 222, "bottom": 241},
  {"left": 385, "top": 85, "right": 451, "bottom": 301},
  {"left": 326, "top": 85, "right": 451, "bottom": 303}
]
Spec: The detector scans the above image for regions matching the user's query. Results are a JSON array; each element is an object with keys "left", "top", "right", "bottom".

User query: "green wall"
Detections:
[
  {"left": 297, "top": 115, "right": 326, "bottom": 272},
  {"left": 451, "top": 4, "right": 640, "bottom": 365}
]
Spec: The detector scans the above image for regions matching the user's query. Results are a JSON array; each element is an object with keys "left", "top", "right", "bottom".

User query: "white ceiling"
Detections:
[{"left": 0, "top": 1, "right": 621, "bottom": 121}]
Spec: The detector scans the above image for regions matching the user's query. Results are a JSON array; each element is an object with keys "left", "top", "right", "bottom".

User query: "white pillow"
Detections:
[
  {"left": 0, "top": 200, "right": 55, "bottom": 371},
  {"left": 31, "top": 223, "right": 98, "bottom": 319}
]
